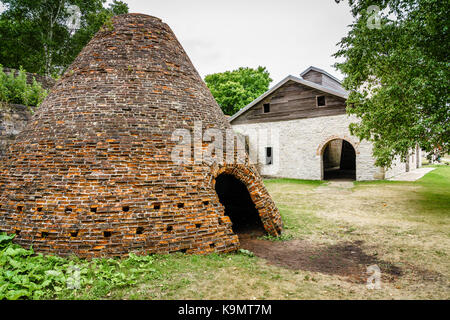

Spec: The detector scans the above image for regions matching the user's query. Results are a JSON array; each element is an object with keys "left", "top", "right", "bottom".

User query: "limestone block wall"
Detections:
[
  {"left": 384, "top": 146, "right": 422, "bottom": 179},
  {"left": 324, "top": 139, "right": 343, "bottom": 169},
  {"left": 232, "top": 114, "right": 403, "bottom": 181},
  {"left": 385, "top": 156, "right": 407, "bottom": 179},
  {"left": 408, "top": 146, "right": 422, "bottom": 170},
  {"left": 416, "top": 147, "right": 423, "bottom": 169},
  {"left": 0, "top": 104, "right": 32, "bottom": 158}
]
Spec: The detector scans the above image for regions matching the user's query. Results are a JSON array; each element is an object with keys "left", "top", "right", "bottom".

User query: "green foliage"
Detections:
[
  {"left": 0, "top": 233, "right": 156, "bottom": 300},
  {"left": 258, "top": 233, "right": 294, "bottom": 242},
  {"left": 0, "top": 65, "right": 47, "bottom": 107},
  {"left": 0, "top": 233, "right": 15, "bottom": 247},
  {"left": 100, "top": 16, "right": 115, "bottom": 32},
  {"left": 237, "top": 249, "right": 255, "bottom": 257},
  {"left": 0, "top": 0, "right": 129, "bottom": 76},
  {"left": 334, "top": 0, "right": 449, "bottom": 167},
  {"left": 415, "top": 165, "right": 450, "bottom": 218},
  {"left": 204, "top": 66, "right": 272, "bottom": 115}
]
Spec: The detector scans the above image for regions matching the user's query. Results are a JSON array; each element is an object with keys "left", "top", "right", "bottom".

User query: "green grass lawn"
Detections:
[
  {"left": 415, "top": 165, "right": 450, "bottom": 219},
  {"left": 1, "top": 166, "right": 449, "bottom": 300}
]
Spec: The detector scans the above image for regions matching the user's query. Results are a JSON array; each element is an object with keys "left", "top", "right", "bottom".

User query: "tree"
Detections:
[
  {"left": 334, "top": 0, "right": 449, "bottom": 167},
  {"left": 0, "top": 0, "right": 128, "bottom": 77},
  {"left": 204, "top": 66, "right": 272, "bottom": 116}
]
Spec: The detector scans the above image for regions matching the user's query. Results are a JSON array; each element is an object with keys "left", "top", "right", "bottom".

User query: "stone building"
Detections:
[
  {"left": 0, "top": 70, "right": 55, "bottom": 158},
  {"left": 230, "top": 66, "right": 422, "bottom": 181},
  {"left": 0, "top": 14, "right": 282, "bottom": 258}
]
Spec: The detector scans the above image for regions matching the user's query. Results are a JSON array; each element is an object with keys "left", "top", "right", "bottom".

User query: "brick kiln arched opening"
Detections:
[
  {"left": 214, "top": 174, "right": 266, "bottom": 237},
  {"left": 322, "top": 139, "right": 356, "bottom": 180}
]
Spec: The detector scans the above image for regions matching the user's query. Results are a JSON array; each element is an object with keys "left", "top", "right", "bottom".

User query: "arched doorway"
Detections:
[
  {"left": 322, "top": 139, "right": 356, "bottom": 180},
  {"left": 214, "top": 174, "right": 266, "bottom": 236}
]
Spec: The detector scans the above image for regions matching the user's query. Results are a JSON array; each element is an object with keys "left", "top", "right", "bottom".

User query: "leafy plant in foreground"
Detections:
[{"left": 0, "top": 233, "right": 156, "bottom": 300}]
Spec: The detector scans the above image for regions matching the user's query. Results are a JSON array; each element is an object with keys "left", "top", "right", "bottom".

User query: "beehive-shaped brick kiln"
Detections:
[{"left": 0, "top": 14, "right": 282, "bottom": 257}]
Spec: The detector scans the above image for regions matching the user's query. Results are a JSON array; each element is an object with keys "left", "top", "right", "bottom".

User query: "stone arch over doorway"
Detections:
[
  {"left": 211, "top": 165, "right": 283, "bottom": 237},
  {"left": 317, "top": 136, "right": 358, "bottom": 180}
]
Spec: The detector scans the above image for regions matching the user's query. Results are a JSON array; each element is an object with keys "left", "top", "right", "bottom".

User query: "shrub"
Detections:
[
  {"left": 0, "top": 232, "right": 157, "bottom": 300},
  {"left": 0, "top": 65, "right": 48, "bottom": 108}
]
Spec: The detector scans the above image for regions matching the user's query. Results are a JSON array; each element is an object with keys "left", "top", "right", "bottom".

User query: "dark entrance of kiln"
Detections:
[
  {"left": 323, "top": 139, "right": 356, "bottom": 180},
  {"left": 214, "top": 174, "right": 266, "bottom": 237}
]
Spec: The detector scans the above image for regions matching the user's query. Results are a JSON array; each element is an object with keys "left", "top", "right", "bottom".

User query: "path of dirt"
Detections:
[
  {"left": 239, "top": 236, "right": 402, "bottom": 284},
  {"left": 239, "top": 178, "right": 446, "bottom": 286},
  {"left": 237, "top": 181, "right": 405, "bottom": 283}
]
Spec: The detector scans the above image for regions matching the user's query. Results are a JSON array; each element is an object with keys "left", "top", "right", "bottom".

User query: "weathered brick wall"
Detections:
[{"left": 0, "top": 14, "right": 282, "bottom": 258}]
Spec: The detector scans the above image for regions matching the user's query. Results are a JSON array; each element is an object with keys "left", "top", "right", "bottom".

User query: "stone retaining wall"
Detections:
[
  {"left": 0, "top": 103, "right": 32, "bottom": 158},
  {"left": 0, "top": 69, "right": 54, "bottom": 158}
]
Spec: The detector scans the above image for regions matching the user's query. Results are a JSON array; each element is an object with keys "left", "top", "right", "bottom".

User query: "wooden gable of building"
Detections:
[
  {"left": 301, "top": 69, "right": 344, "bottom": 93},
  {"left": 231, "top": 80, "right": 347, "bottom": 125}
]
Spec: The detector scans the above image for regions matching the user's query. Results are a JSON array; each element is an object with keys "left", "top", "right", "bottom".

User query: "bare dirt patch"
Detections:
[
  {"left": 240, "top": 236, "right": 402, "bottom": 284},
  {"left": 260, "top": 174, "right": 449, "bottom": 299}
]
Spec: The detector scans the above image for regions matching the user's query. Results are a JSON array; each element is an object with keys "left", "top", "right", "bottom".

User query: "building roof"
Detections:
[
  {"left": 300, "top": 66, "right": 343, "bottom": 85},
  {"left": 229, "top": 74, "right": 348, "bottom": 123}
]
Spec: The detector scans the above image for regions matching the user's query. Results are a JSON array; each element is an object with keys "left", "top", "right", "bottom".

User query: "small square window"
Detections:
[
  {"left": 317, "top": 96, "right": 326, "bottom": 107},
  {"left": 263, "top": 103, "right": 270, "bottom": 113},
  {"left": 266, "top": 147, "right": 273, "bottom": 165}
]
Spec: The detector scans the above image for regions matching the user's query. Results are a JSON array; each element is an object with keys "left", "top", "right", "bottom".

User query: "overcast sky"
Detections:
[{"left": 119, "top": 0, "right": 356, "bottom": 84}]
